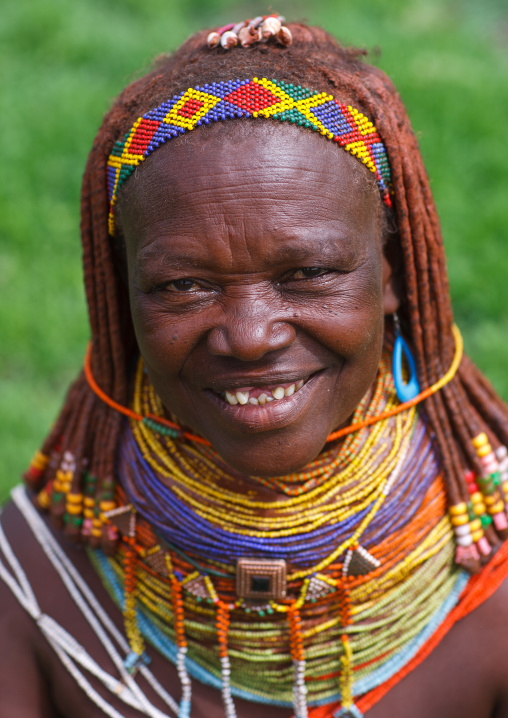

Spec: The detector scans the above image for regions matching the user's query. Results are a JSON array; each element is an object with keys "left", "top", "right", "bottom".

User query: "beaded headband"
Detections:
[{"left": 107, "top": 77, "right": 392, "bottom": 235}]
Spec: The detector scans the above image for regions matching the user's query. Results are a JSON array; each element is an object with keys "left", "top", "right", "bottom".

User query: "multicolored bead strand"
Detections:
[
  {"left": 448, "top": 501, "right": 480, "bottom": 566},
  {"left": 464, "top": 469, "right": 492, "bottom": 557},
  {"left": 170, "top": 570, "right": 192, "bottom": 718},
  {"left": 51, "top": 452, "right": 74, "bottom": 526},
  {"left": 216, "top": 600, "right": 237, "bottom": 718},
  {"left": 288, "top": 605, "right": 308, "bottom": 718},
  {"left": 24, "top": 449, "right": 49, "bottom": 489},
  {"left": 82, "top": 472, "right": 97, "bottom": 539},
  {"left": 123, "top": 536, "right": 147, "bottom": 672},
  {"left": 473, "top": 433, "right": 508, "bottom": 535},
  {"left": 497, "top": 446, "right": 508, "bottom": 506}
]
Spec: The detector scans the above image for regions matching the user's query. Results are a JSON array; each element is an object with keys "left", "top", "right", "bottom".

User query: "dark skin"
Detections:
[{"left": 2, "top": 123, "right": 508, "bottom": 717}]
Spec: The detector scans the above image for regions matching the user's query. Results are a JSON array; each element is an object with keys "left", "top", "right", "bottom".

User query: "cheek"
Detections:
[
  {"left": 128, "top": 291, "right": 199, "bottom": 378},
  {"left": 305, "top": 269, "right": 385, "bottom": 358}
]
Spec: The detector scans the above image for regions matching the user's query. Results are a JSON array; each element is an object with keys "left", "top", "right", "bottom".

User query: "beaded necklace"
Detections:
[{"left": 88, "top": 357, "right": 469, "bottom": 718}]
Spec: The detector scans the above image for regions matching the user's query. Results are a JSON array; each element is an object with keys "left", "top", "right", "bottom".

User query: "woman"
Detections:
[{"left": 1, "top": 18, "right": 508, "bottom": 718}]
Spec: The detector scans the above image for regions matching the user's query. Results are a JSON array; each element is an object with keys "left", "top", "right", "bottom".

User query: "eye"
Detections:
[
  {"left": 292, "top": 267, "right": 327, "bottom": 279},
  {"left": 168, "top": 278, "right": 197, "bottom": 292}
]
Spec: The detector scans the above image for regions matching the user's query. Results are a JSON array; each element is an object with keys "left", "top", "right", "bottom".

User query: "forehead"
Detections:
[{"left": 117, "top": 122, "right": 383, "bottom": 261}]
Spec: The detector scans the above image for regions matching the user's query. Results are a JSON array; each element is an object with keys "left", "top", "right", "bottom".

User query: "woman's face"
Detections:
[{"left": 119, "top": 123, "right": 397, "bottom": 476}]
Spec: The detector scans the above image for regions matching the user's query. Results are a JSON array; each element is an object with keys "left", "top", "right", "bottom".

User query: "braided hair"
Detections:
[{"left": 26, "top": 23, "right": 508, "bottom": 569}]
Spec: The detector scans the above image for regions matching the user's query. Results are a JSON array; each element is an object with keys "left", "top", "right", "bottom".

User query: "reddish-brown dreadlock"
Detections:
[{"left": 25, "top": 24, "right": 508, "bottom": 571}]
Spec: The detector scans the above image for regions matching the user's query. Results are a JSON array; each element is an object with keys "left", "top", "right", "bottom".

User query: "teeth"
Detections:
[{"left": 224, "top": 379, "right": 306, "bottom": 406}]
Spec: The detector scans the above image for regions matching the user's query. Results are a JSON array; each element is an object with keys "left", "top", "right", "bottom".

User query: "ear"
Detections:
[{"left": 382, "top": 254, "right": 400, "bottom": 315}]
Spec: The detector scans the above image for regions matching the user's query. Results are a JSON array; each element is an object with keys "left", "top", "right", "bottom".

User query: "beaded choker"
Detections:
[
  {"left": 87, "top": 357, "right": 472, "bottom": 718},
  {"left": 106, "top": 77, "right": 393, "bottom": 235}
]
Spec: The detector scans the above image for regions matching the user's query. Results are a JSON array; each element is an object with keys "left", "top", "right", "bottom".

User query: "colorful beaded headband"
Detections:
[{"left": 107, "top": 77, "right": 393, "bottom": 235}]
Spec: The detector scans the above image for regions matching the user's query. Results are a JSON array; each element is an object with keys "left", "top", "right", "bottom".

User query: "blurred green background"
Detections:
[{"left": 1, "top": 0, "right": 507, "bottom": 502}]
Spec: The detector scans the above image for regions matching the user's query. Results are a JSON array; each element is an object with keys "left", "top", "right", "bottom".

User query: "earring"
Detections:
[{"left": 392, "top": 313, "right": 420, "bottom": 403}]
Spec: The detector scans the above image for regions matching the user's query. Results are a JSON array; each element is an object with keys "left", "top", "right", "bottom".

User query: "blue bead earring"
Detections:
[{"left": 392, "top": 313, "right": 420, "bottom": 403}]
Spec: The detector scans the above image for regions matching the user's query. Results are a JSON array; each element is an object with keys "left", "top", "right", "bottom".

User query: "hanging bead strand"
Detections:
[
  {"left": 336, "top": 582, "right": 362, "bottom": 718},
  {"left": 288, "top": 605, "right": 308, "bottom": 718},
  {"left": 216, "top": 600, "right": 236, "bottom": 718},
  {"left": 123, "top": 536, "right": 147, "bottom": 673},
  {"left": 170, "top": 570, "right": 192, "bottom": 718}
]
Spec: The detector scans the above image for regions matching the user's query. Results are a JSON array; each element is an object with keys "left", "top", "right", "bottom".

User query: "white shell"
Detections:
[
  {"left": 207, "top": 31, "right": 220, "bottom": 49},
  {"left": 220, "top": 30, "right": 238, "bottom": 49},
  {"left": 261, "top": 16, "right": 281, "bottom": 38}
]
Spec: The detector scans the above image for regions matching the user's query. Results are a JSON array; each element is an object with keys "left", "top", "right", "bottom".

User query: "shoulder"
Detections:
[
  {"left": 0, "top": 497, "right": 45, "bottom": 632},
  {"left": 367, "top": 559, "right": 508, "bottom": 718},
  {"left": 0, "top": 490, "right": 180, "bottom": 718},
  {"left": 0, "top": 492, "right": 133, "bottom": 717},
  {"left": 445, "top": 566, "right": 508, "bottom": 717},
  {"left": 466, "top": 569, "right": 508, "bottom": 711},
  {"left": 0, "top": 497, "right": 63, "bottom": 717}
]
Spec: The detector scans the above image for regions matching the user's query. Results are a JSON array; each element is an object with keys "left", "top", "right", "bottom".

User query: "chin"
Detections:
[{"left": 209, "top": 434, "right": 328, "bottom": 478}]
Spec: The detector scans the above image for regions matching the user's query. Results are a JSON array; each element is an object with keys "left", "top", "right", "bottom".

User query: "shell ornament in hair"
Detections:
[{"left": 207, "top": 14, "right": 292, "bottom": 50}]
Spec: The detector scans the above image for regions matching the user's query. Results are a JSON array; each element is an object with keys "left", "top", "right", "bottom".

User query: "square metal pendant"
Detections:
[{"left": 236, "top": 558, "right": 287, "bottom": 600}]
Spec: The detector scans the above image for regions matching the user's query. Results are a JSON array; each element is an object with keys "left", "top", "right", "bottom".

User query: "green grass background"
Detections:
[{"left": 1, "top": 0, "right": 507, "bottom": 502}]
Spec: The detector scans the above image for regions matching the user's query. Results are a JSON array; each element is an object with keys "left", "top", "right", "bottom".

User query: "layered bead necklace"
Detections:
[{"left": 89, "top": 356, "right": 465, "bottom": 718}]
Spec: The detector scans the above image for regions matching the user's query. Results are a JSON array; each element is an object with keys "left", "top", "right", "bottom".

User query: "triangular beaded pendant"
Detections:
[
  {"left": 103, "top": 505, "right": 136, "bottom": 538},
  {"left": 184, "top": 574, "right": 209, "bottom": 600},
  {"left": 307, "top": 575, "right": 335, "bottom": 600},
  {"left": 144, "top": 547, "right": 168, "bottom": 576},
  {"left": 343, "top": 545, "right": 380, "bottom": 578}
]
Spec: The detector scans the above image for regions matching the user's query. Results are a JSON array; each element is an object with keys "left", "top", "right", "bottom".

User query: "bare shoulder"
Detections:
[
  {"left": 368, "top": 567, "right": 508, "bottom": 718},
  {"left": 0, "top": 499, "right": 62, "bottom": 717},
  {"left": 0, "top": 494, "right": 181, "bottom": 718},
  {"left": 468, "top": 572, "right": 508, "bottom": 717},
  {"left": 0, "top": 495, "right": 138, "bottom": 717}
]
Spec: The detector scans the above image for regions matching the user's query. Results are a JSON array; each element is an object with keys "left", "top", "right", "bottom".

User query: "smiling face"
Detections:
[{"left": 118, "top": 122, "right": 398, "bottom": 476}]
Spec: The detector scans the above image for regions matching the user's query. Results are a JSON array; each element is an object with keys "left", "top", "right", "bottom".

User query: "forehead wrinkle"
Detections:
[
  {"left": 135, "top": 176, "right": 371, "bottom": 243},
  {"left": 136, "top": 226, "right": 367, "bottom": 275}
]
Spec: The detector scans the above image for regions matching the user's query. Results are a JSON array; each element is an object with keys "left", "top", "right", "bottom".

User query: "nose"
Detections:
[{"left": 207, "top": 294, "right": 296, "bottom": 361}]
